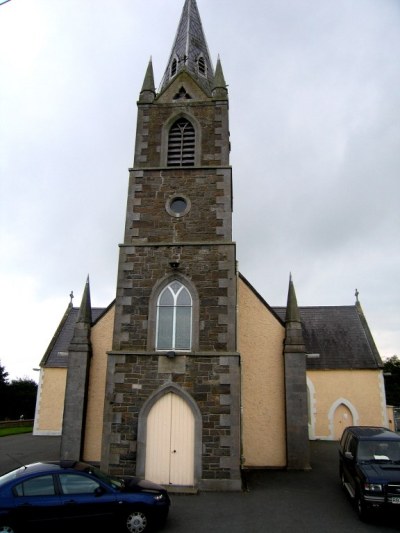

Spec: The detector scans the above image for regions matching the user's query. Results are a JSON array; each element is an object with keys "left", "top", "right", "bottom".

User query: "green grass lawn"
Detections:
[{"left": 0, "top": 426, "right": 33, "bottom": 437}]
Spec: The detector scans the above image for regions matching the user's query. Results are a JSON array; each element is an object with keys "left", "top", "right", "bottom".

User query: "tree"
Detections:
[
  {"left": 0, "top": 360, "right": 9, "bottom": 388},
  {"left": 7, "top": 378, "right": 38, "bottom": 420},
  {"left": 383, "top": 356, "right": 400, "bottom": 406},
  {"left": 0, "top": 361, "right": 10, "bottom": 420},
  {"left": 0, "top": 361, "right": 37, "bottom": 420}
]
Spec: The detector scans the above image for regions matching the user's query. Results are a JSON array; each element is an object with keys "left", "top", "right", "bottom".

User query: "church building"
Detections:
[{"left": 33, "top": 0, "right": 387, "bottom": 492}]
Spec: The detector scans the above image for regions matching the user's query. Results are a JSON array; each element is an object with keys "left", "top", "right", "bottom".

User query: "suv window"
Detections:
[{"left": 344, "top": 434, "right": 357, "bottom": 458}]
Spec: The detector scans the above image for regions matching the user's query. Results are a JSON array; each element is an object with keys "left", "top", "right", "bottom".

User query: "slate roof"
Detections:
[
  {"left": 40, "top": 305, "right": 106, "bottom": 368},
  {"left": 41, "top": 292, "right": 382, "bottom": 372},
  {"left": 158, "top": 0, "right": 215, "bottom": 95},
  {"left": 273, "top": 306, "right": 383, "bottom": 370}
]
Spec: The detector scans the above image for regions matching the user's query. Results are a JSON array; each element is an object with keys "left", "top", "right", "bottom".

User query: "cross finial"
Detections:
[{"left": 355, "top": 288, "right": 359, "bottom": 302}]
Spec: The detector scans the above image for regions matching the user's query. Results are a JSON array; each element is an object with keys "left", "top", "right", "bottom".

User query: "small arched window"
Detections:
[
  {"left": 167, "top": 118, "right": 195, "bottom": 167},
  {"left": 156, "top": 281, "right": 192, "bottom": 351}
]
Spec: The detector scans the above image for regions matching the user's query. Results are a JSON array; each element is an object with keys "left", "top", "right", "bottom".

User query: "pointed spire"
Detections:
[
  {"left": 212, "top": 56, "right": 228, "bottom": 99},
  {"left": 285, "top": 274, "right": 301, "bottom": 324},
  {"left": 77, "top": 276, "right": 92, "bottom": 325},
  {"left": 139, "top": 57, "right": 156, "bottom": 103},
  {"left": 283, "top": 274, "right": 310, "bottom": 469},
  {"left": 284, "top": 274, "right": 305, "bottom": 353},
  {"left": 159, "top": 0, "right": 214, "bottom": 95}
]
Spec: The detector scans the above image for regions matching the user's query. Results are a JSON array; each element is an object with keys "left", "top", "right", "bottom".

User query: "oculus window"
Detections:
[
  {"left": 166, "top": 195, "right": 191, "bottom": 217},
  {"left": 156, "top": 281, "right": 192, "bottom": 351}
]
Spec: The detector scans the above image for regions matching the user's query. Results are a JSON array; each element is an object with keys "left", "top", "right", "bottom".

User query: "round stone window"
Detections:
[{"left": 166, "top": 195, "right": 191, "bottom": 217}]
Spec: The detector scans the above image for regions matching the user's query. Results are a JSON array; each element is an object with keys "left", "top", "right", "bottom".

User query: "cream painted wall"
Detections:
[
  {"left": 33, "top": 367, "right": 67, "bottom": 435},
  {"left": 238, "top": 278, "right": 287, "bottom": 468},
  {"left": 82, "top": 305, "right": 114, "bottom": 462},
  {"left": 307, "top": 369, "right": 388, "bottom": 440}
]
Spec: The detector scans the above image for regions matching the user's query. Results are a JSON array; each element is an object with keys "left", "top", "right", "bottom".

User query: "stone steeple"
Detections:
[
  {"left": 212, "top": 56, "right": 228, "bottom": 99},
  {"left": 61, "top": 276, "right": 93, "bottom": 461},
  {"left": 284, "top": 274, "right": 303, "bottom": 349},
  {"left": 77, "top": 275, "right": 92, "bottom": 326},
  {"left": 139, "top": 57, "right": 156, "bottom": 103},
  {"left": 284, "top": 275, "right": 311, "bottom": 470},
  {"left": 103, "top": 0, "right": 240, "bottom": 490},
  {"left": 159, "top": 0, "right": 214, "bottom": 95}
]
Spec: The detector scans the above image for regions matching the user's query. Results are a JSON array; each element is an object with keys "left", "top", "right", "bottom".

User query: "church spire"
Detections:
[
  {"left": 285, "top": 274, "right": 301, "bottom": 325},
  {"left": 139, "top": 57, "right": 156, "bottom": 103},
  {"left": 212, "top": 56, "right": 228, "bottom": 99},
  {"left": 284, "top": 274, "right": 305, "bottom": 351},
  {"left": 283, "top": 275, "right": 310, "bottom": 470},
  {"left": 159, "top": 0, "right": 214, "bottom": 95},
  {"left": 77, "top": 275, "right": 92, "bottom": 325}
]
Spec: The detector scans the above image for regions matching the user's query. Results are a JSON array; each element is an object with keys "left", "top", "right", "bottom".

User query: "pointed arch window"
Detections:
[
  {"left": 198, "top": 56, "right": 206, "bottom": 77},
  {"left": 171, "top": 58, "right": 178, "bottom": 78},
  {"left": 167, "top": 118, "right": 195, "bottom": 167},
  {"left": 156, "top": 281, "right": 192, "bottom": 351}
]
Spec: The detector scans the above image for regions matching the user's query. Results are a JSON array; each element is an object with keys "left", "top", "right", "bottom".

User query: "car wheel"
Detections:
[
  {"left": 124, "top": 509, "right": 149, "bottom": 533},
  {"left": 340, "top": 468, "right": 345, "bottom": 488},
  {"left": 356, "top": 493, "right": 370, "bottom": 522},
  {"left": 0, "top": 525, "right": 17, "bottom": 533}
]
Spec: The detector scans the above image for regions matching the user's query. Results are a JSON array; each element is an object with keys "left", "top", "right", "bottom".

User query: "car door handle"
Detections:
[{"left": 64, "top": 500, "right": 77, "bottom": 505}]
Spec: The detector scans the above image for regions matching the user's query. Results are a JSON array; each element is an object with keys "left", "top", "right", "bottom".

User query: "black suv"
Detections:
[{"left": 339, "top": 426, "right": 400, "bottom": 520}]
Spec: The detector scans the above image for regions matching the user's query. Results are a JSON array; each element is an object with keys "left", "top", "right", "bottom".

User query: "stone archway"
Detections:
[{"left": 328, "top": 398, "right": 359, "bottom": 440}]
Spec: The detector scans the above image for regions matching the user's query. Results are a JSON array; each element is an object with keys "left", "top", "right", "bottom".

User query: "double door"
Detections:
[{"left": 145, "top": 392, "right": 194, "bottom": 486}]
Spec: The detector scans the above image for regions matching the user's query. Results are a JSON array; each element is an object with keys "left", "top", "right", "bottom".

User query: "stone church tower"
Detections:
[{"left": 100, "top": 0, "right": 241, "bottom": 491}]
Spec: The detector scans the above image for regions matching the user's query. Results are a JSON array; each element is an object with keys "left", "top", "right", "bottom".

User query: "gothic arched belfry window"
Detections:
[
  {"left": 167, "top": 118, "right": 195, "bottom": 167},
  {"left": 156, "top": 281, "right": 192, "bottom": 350}
]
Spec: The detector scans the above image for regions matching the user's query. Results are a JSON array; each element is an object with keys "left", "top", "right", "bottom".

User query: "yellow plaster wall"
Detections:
[
  {"left": 82, "top": 305, "right": 114, "bottom": 462},
  {"left": 238, "top": 278, "right": 287, "bottom": 467},
  {"left": 307, "top": 369, "right": 387, "bottom": 440},
  {"left": 34, "top": 367, "right": 67, "bottom": 435}
]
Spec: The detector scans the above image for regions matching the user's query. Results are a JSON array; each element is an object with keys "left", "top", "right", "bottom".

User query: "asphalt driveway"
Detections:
[{"left": 1, "top": 435, "right": 400, "bottom": 532}]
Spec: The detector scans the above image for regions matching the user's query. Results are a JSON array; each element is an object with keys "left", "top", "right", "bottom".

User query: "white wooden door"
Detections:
[{"left": 145, "top": 393, "right": 194, "bottom": 486}]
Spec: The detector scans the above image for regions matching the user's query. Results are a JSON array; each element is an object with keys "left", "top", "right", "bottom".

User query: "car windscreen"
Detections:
[
  {"left": 357, "top": 440, "right": 400, "bottom": 462},
  {"left": 83, "top": 465, "right": 124, "bottom": 489}
]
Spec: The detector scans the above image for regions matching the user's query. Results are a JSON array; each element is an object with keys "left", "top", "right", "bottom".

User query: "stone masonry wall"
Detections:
[
  {"left": 106, "top": 353, "right": 240, "bottom": 485},
  {"left": 113, "top": 243, "right": 236, "bottom": 353}
]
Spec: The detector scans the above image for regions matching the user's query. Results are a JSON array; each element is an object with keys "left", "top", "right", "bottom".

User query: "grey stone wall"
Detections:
[
  {"left": 102, "top": 353, "right": 241, "bottom": 490},
  {"left": 102, "top": 71, "right": 241, "bottom": 489}
]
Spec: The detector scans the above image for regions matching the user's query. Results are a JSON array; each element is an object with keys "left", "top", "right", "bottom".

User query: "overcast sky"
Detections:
[{"left": 0, "top": 0, "right": 399, "bottom": 381}]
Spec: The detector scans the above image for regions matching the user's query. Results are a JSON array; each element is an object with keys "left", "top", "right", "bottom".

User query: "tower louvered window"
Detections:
[
  {"left": 167, "top": 118, "right": 195, "bottom": 167},
  {"left": 171, "top": 58, "right": 178, "bottom": 77},
  {"left": 198, "top": 56, "right": 206, "bottom": 76}
]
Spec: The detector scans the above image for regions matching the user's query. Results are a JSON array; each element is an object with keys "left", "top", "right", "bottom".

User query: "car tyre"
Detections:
[
  {"left": 356, "top": 493, "right": 370, "bottom": 522},
  {"left": 0, "top": 525, "right": 17, "bottom": 533},
  {"left": 340, "top": 467, "right": 346, "bottom": 489},
  {"left": 124, "top": 509, "right": 150, "bottom": 533}
]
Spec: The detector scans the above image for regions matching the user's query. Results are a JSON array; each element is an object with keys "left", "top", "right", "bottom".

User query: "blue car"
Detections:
[{"left": 0, "top": 460, "right": 170, "bottom": 532}]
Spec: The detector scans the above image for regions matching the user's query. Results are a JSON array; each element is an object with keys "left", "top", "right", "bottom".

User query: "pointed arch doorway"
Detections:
[{"left": 145, "top": 392, "right": 195, "bottom": 486}]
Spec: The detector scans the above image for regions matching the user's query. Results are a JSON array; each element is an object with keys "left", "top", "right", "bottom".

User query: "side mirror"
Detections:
[{"left": 94, "top": 486, "right": 105, "bottom": 497}]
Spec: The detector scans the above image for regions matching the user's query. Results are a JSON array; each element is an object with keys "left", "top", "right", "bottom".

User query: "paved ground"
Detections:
[{"left": 1, "top": 435, "right": 400, "bottom": 532}]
